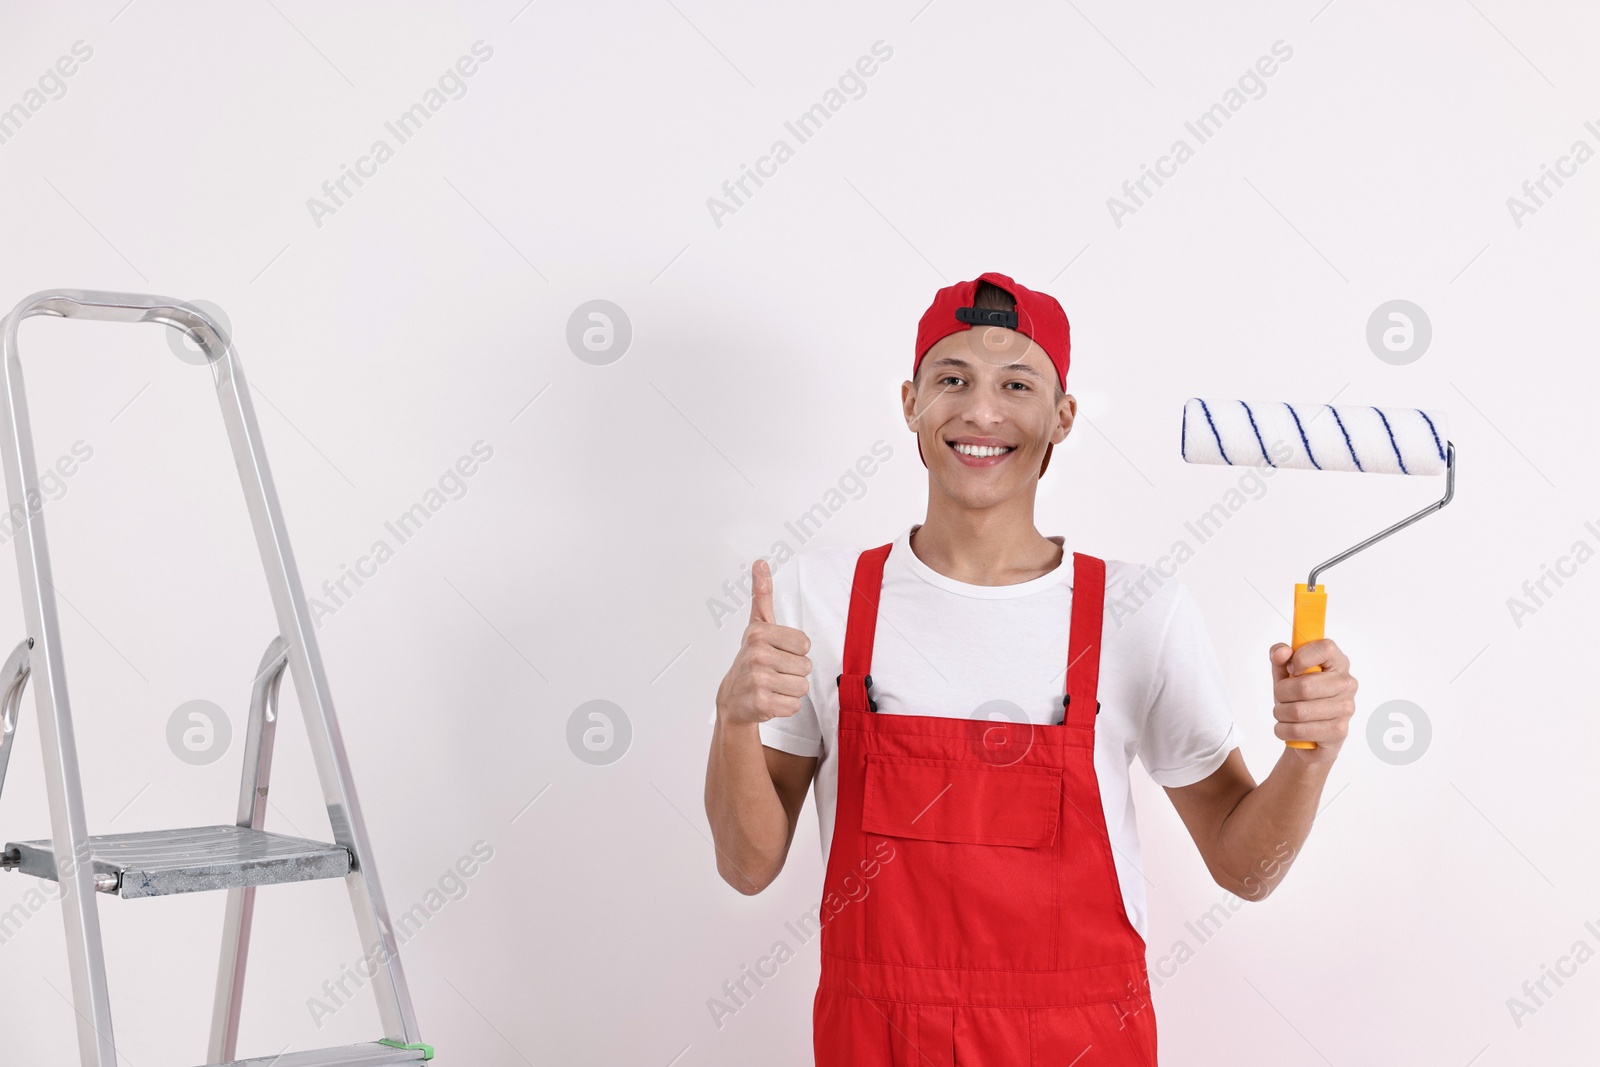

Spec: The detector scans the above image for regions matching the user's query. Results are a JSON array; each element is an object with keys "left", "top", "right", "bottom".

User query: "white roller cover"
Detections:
[{"left": 1181, "top": 398, "right": 1449, "bottom": 475}]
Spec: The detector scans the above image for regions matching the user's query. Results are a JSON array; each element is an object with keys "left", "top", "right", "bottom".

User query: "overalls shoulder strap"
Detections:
[
  {"left": 1064, "top": 551, "right": 1107, "bottom": 728},
  {"left": 837, "top": 542, "right": 892, "bottom": 714}
]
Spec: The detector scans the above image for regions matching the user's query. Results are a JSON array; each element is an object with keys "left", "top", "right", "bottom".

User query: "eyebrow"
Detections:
[{"left": 924, "top": 356, "right": 1045, "bottom": 380}]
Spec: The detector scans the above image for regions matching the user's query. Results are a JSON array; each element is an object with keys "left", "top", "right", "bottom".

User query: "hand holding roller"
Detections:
[{"left": 1181, "top": 398, "right": 1455, "bottom": 750}]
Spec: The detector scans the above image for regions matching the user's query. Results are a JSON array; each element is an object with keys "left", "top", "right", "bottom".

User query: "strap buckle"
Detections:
[
  {"left": 955, "top": 305, "right": 1018, "bottom": 330},
  {"left": 1059, "top": 692, "right": 1100, "bottom": 725},
  {"left": 836, "top": 673, "right": 878, "bottom": 713}
]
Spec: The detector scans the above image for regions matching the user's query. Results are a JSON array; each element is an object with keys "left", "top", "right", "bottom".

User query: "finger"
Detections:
[
  {"left": 1273, "top": 714, "right": 1350, "bottom": 745},
  {"left": 752, "top": 622, "right": 811, "bottom": 657},
  {"left": 751, "top": 643, "right": 813, "bottom": 680},
  {"left": 759, "top": 669, "right": 811, "bottom": 699},
  {"left": 749, "top": 559, "right": 775, "bottom": 626},
  {"left": 753, "top": 688, "right": 805, "bottom": 720},
  {"left": 1273, "top": 669, "right": 1356, "bottom": 705},
  {"left": 1273, "top": 694, "right": 1356, "bottom": 725},
  {"left": 1268, "top": 642, "right": 1293, "bottom": 684},
  {"left": 1288, "top": 637, "right": 1347, "bottom": 677}
]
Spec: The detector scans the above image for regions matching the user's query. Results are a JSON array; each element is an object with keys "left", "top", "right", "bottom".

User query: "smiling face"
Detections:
[{"left": 902, "top": 325, "right": 1076, "bottom": 506}]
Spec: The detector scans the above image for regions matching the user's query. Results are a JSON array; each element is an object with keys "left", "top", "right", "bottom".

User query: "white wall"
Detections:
[{"left": 0, "top": 1, "right": 1595, "bottom": 1064}]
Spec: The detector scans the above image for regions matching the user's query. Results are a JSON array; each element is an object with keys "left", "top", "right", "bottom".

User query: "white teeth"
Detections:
[{"left": 952, "top": 442, "right": 1012, "bottom": 457}]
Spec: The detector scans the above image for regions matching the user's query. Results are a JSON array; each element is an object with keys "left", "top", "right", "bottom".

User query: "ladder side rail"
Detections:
[
  {"left": 0, "top": 292, "right": 120, "bottom": 1067},
  {"left": 206, "top": 314, "right": 420, "bottom": 1044}
]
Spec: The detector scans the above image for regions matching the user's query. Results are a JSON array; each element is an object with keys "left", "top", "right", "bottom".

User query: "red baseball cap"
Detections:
[{"left": 911, "top": 271, "right": 1072, "bottom": 473}]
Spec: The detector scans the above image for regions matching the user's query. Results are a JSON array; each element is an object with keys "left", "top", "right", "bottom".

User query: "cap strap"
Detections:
[{"left": 955, "top": 305, "right": 1018, "bottom": 329}]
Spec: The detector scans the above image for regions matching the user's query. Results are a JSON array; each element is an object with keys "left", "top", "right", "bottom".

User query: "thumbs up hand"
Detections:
[{"left": 716, "top": 559, "right": 814, "bottom": 727}]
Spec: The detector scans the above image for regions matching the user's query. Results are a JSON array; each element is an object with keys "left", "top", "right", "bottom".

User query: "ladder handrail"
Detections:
[
  {"left": 4, "top": 289, "right": 233, "bottom": 348},
  {"left": 209, "top": 635, "right": 290, "bottom": 1063},
  {"left": 0, "top": 636, "right": 30, "bottom": 829}
]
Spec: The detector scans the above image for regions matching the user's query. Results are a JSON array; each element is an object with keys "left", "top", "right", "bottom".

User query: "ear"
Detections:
[
  {"left": 901, "top": 378, "right": 919, "bottom": 429},
  {"left": 1051, "top": 392, "right": 1076, "bottom": 445}
]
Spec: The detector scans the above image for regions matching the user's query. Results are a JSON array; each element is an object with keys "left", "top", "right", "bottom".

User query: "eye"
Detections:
[
  {"left": 937, "top": 375, "right": 965, "bottom": 387},
  {"left": 1005, "top": 381, "right": 1032, "bottom": 391}
]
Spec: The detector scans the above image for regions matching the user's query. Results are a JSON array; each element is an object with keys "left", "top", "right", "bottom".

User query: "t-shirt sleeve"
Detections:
[
  {"left": 1138, "top": 580, "right": 1239, "bottom": 787},
  {"left": 756, "top": 555, "right": 824, "bottom": 759}
]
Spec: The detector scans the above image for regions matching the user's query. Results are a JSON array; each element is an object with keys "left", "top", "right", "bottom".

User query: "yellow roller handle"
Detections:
[{"left": 1287, "top": 583, "right": 1327, "bottom": 750}]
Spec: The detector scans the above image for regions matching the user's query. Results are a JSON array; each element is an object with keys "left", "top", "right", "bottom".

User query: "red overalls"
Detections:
[{"left": 814, "top": 543, "right": 1158, "bottom": 1066}]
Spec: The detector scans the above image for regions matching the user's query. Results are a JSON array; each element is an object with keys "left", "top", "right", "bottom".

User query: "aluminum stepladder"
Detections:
[{"left": 0, "top": 291, "right": 430, "bottom": 1067}]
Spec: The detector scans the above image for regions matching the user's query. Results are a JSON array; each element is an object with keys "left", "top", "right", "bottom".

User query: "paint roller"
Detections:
[{"left": 1180, "top": 398, "right": 1455, "bottom": 749}]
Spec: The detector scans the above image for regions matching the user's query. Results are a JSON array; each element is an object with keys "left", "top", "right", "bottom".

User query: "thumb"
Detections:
[
  {"left": 749, "top": 559, "right": 775, "bottom": 626},
  {"left": 1269, "top": 642, "right": 1293, "bottom": 683}
]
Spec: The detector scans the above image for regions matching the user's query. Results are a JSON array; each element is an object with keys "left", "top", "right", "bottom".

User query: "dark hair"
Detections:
[
  {"left": 915, "top": 280, "right": 1064, "bottom": 398},
  {"left": 972, "top": 279, "right": 1014, "bottom": 313}
]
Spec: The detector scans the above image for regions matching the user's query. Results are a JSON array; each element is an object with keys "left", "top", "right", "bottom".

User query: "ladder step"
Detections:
[
  {"left": 203, "top": 1041, "right": 429, "bottom": 1067},
  {"left": 4, "top": 824, "right": 351, "bottom": 898}
]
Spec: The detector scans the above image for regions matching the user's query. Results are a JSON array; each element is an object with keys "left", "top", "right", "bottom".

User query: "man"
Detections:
[{"left": 703, "top": 271, "right": 1357, "bottom": 1065}]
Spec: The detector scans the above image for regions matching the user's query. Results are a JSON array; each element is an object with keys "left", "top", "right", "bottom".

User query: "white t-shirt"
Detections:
[{"left": 758, "top": 523, "right": 1239, "bottom": 942}]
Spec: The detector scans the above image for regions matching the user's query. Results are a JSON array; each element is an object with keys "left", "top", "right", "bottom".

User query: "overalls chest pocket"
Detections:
[
  {"left": 860, "top": 753, "right": 1061, "bottom": 848},
  {"left": 852, "top": 751, "right": 1067, "bottom": 972}
]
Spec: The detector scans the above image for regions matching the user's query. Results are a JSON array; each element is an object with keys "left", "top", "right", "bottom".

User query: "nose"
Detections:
[{"left": 956, "top": 381, "right": 1009, "bottom": 429}]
